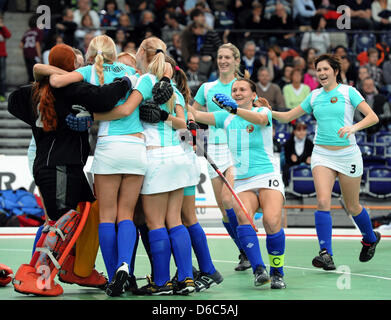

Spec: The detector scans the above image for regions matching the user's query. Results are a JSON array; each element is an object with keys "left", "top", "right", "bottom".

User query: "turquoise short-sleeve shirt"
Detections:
[
  {"left": 75, "top": 62, "right": 143, "bottom": 136},
  {"left": 213, "top": 107, "right": 279, "bottom": 179},
  {"left": 300, "top": 84, "right": 364, "bottom": 146}
]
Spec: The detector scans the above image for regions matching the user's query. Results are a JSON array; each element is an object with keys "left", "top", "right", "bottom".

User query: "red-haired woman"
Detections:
[{"left": 8, "top": 43, "right": 132, "bottom": 297}]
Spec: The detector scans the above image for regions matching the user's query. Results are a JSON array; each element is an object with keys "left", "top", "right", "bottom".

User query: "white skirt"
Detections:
[
  {"left": 311, "top": 144, "right": 363, "bottom": 177},
  {"left": 91, "top": 135, "right": 147, "bottom": 175},
  {"left": 141, "top": 145, "right": 200, "bottom": 195},
  {"left": 206, "top": 143, "right": 234, "bottom": 179},
  {"left": 234, "top": 172, "right": 285, "bottom": 199}
]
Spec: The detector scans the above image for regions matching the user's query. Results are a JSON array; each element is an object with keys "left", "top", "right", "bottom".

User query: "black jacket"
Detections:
[{"left": 8, "top": 79, "right": 130, "bottom": 175}]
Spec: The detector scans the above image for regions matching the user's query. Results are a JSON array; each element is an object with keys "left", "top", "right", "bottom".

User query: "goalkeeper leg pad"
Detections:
[{"left": 13, "top": 210, "right": 81, "bottom": 296}]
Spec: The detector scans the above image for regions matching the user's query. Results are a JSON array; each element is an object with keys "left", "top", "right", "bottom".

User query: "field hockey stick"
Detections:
[
  {"left": 190, "top": 127, "right": 258, "bottom": 232},
  {"left": 338, "top": 197, "right": 359, "bottom": 230}
]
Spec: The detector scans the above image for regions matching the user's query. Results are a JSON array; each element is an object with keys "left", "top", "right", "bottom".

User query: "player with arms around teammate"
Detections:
[
  {"left": 272, "top": 54, "right": 381, "bottom": 270},
  {"left": 191, "top": 43, "right": 252, "bottom": 271},
  {"left": 189, "top": 79, "right": 287, "bottom": 289}
]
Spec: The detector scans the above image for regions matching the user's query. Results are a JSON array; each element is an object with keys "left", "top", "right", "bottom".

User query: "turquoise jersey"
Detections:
[
  {"left": 213, "top": 107, "right": 279, "bottom": 179},
  {"left": 300, "top": 84, "right": 364, "bottom": 146},
  {"left": 135, "top": 74, "right": 180, "bottom": 147},
  {"left": 75, "top": 62, "right": 143, "bottom": 136},
  {"left": 194, "top": 79, "right": 237, "bottom": 145}
]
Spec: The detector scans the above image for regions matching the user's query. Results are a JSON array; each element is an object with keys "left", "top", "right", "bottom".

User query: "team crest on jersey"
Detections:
[
  {"left": 246, "top": 124, "right": 254, "bottom": 133},
  {"left": 330, "top": 97, "right": 338, "bottom": 104}
]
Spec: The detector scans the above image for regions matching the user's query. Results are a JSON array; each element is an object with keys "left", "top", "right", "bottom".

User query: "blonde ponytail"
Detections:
[
  {"left": 95, "top": 53, "right": 105, "bottom": 86},
  {"left": 86, "top": 35, "right": 117, "bottom": 86},
  {"left": 140, "top": 37, "right": 175, "bottom": 113}
]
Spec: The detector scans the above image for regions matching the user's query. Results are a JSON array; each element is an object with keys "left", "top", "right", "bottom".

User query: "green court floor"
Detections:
[{"left": 0, "top": 236, "right": 390, "bottom": 300}]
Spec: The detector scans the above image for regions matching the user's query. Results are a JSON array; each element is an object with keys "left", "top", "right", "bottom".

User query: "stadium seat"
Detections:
[
  {"left": 374, "top": 132, "right": 391, "bottom": 145},
  {"left": 364, "top": 166, "right": 391, "bottom": 198},
  {"left": 355, "top": 131, "right": 366, "bottom": 144},
  {"left": 286, "top": 164, "right": 316, "bottom": 197},
  {"left": 352, "top": 33, "right": 376, "bottom": 54},
  {"left": 358, "top": 142, "right": 386, "bottom": 166},
  {"left": 380, "top": 33, "right": 391, "bottom": 49}
]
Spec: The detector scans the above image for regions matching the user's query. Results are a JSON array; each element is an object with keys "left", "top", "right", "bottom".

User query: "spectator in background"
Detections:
[
  {"left": 240, "top": 40, "right": 263, "bottom": 82},
  {"left": 266, "top": 45, "right": 284, "bottom": 83},
  {"left": 236, "top": 1, "right": 268, "bottom": 49},
  {"left": 55, "top": 8, "right": 78, "bottom": 47},
  {"left": 74, "top": 13, "right": 101, "bottom": 47},
  {"left": 209, "top": 0, "right": 235, "bottom": 30},
  {"left": 300, "top": 14, "right": 330, "bottom": 54},
  {"left": 255, "top": 67, "right": 286, "bottom": 111},
  {"left": 382, "top": 53, "right": 391, "bottom": 92},
  {"left": 114, "top": 28, "right": 127, "bottom": 53},
  {"left": 277, "top": 64, "right": 293, "bottom": 90},
  {"left": 345, "top": 0, "right": 374, "bottom": 30},
  {"left": 117, "top": 12, "right": 134, "bottom": 42},
  {"left": 340, "top": 55, "right": 356, "bottom": 86},
  {"left": 264, "top": 0, "right": 292, "bottom": 20},
  {"left": 186, "top": 54, "right": 208, "bottom": 97},
  {"left": 355, "top": 77, "right": 391, "bottom": 134},
  {"left": 372, "top": 0, "right": 391, "bottom": 30},
  {"left": 193, "top": 0, "right": 215, "bottom": 29},
  {"left": 133, "top": 9, "right": 161, "bottom": 46},
  {"left": 283, "top": 67, "right": 310, "bottom": 109},
  {"left": 0, "top": 14, "right": 10, "bottom": 102},
  {"left": 366, "top": 47, "right": 384, "bottom": 89},
  {"left": 167, "top": 32, "right": 185, "bottom": 70},
  {"left": 267, "top": 2, "right": 296, "bottom": 48},
  {"left": 282, "top": 121, "right": 314, "bottom": 186},
  {"left": 292, "top": 55, "right": 306, "bottom": 71},
  {"left": 73, "top": 0, "right": 100, "bottom": 28},
  {"left": 303, "top": 58, "right": 319, "bottom": 90},
  {"left": 161, "top": 11, "right": 185, "bottom": 47},
  {"left": 180, "top": 21, "right": 222, "bottom": 77},
  {"left": 80, "top": 31, "right": 95, "bottom": 56},
  {"left": 303, "top": 47, "right": 316, "bottom": 66},
  {"left": 20, "top": 15, "right": 43, "bottom": 83},
  {"left": 100, "top": 0, "right": 122, "bottom": 39},
  {"left": 42, "top": 34, "right": 64, "bottom": 65},
  {"left": 357, "top": 65, "right": 370, "bottom": 92},
  {"left": 293, "top": 0, "right": 318, "bottom": 26},
  {"left": 125, "top": 0, "right": 153, "bottom": 22}
]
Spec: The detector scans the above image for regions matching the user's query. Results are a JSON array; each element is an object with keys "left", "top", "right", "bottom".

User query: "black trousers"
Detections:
[{"left": 34, "top": 165, "right": 95, "bottom": 221}]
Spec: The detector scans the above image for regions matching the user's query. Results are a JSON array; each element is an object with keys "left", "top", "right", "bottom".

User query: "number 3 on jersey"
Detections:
[{"left": 350, "top": 164, "right": 356, "bottom": 174}]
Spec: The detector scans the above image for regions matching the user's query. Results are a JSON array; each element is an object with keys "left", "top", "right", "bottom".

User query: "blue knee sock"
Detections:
[
  {"left": 314, "top": 210, "right": 333, "bottom": 255},
  {"left": 98, "top": 223, "right": 118, "bottom": 282},
  {"left": 237, "top": 224, "right": 265, "bottom": 273},
  {"left": 169, "top": 225, "right": 193, "bottom": 281},
  {"left": 149, "top": 228, "right": 171, "bottom": 286},
  {"left": 223, "top": 219, "right": 242, "bottom": 251},
  {"left": 187, "top": 222, "right": 216, "bottom": 275},
  {"left": 129, "top": 228, "right": 139, "bottom": 276},
  {"left": 139, "top": 224, "right": 153, "bottom": 278},
  {"left": 32, "top": 224, "right": 44, "bottom": 255},
  {"left": 352, "top": 207, "right": 377, "bottom": 243},
  {"left": 266, "top": 229, "right": 286, "bottom": 276},
  {"left": 117, "top": 220, "right": 137, "bottom": 270},
  {"left": 226, "top": 208, "right": 242, "bottom": 248}
]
